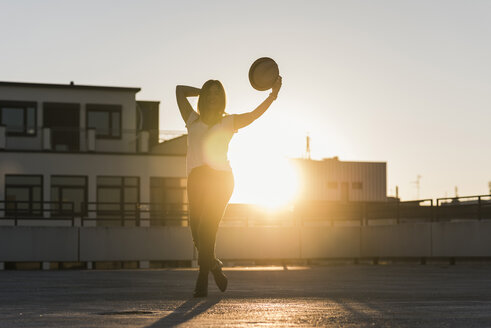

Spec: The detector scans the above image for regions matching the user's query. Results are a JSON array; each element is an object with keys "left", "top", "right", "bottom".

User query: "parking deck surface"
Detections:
[{"left": 1, "top": 264, "right": 491, "bottom": 327}]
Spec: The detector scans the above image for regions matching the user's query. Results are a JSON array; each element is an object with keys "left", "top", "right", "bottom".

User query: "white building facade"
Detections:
[{"left": 0, "top": 81, "right": 187, "bottom": 226}]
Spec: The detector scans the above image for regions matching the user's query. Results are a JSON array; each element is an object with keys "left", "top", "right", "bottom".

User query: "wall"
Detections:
[
  {"left": 79, "top": 227, "right": 194, "bottom": 261},
  {"left": 0, "top": 226, "right": 78, "bottom": 261},
  {"left": 2, "top": 221, "right": 491, "bottom": 264},
  {"left": 152, "top": 135, "right": 187, "bottom": 155},
  {"left": 431, "top": 221, "right": 491, "bottom": 257}
]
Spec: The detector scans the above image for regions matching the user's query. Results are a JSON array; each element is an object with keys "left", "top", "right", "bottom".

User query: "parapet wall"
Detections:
[{"left": 1, "top": 221, "right": 491, "bottom": 264}]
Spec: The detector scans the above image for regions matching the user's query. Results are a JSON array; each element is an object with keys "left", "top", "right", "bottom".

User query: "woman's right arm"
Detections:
[{"left": 176, "top": 85, "right": 201, "bottom": 122}]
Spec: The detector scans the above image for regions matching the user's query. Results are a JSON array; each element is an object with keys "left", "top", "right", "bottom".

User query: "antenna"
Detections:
[
  {"left": 411, "top": 175, "right": 422, "bottom": 199},
  {"left": 305, "top": 134, "right": 311, "bottom": 160}
]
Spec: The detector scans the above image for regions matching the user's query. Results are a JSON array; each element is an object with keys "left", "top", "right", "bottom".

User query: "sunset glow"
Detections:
[{"left": 228, "top": 141, "right": 300, "bottom": 209}]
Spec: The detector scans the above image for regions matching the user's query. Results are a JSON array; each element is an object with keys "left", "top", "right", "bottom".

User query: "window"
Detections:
[
  {"left": 97, "top": 176, "right": 139, "bottom": 204},
  {"left": 352, "top": 182, "right": 363, "bottom": 190},
  {"left": 5, "top": 175, "right": 43, "bottom": 216},
  {"left": 0, "top": 101, "right": 37, "bottom": 136},
  {"left": 87, "top": 104, "right": 121, "bottom": 139},
  {"left": 43, "top": 102, "right": 80, "bottom": 151},
  {"left": 51, "top": 176, "right": 87, "bottom": 215},
  {"left": 150, "top": 177, "right": 188, "bottom": 226},
  {"left": 96, "top": 176, "right": 139, "bottom": 225},
  {"left": 327, "top": 181, "right": 338, "bottom": 189}
]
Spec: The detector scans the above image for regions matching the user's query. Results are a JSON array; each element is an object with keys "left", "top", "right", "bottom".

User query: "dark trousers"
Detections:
[{"left": 187, "top": 166, "right": 234, "bottom": 270}]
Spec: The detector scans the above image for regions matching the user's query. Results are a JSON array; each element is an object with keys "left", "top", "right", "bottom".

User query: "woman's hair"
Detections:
[{"left": 197, "top": 80, "right": 226, "bottom": 123}]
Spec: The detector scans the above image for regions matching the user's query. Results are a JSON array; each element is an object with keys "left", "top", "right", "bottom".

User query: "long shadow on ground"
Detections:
[{"left": 145, "top": 298, "right": 220, "bottom": 327}]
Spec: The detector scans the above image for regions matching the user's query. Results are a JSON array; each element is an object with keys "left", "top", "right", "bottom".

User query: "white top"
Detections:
[{"left": 186, "top": 111, "right": 237, "bottom": 176}]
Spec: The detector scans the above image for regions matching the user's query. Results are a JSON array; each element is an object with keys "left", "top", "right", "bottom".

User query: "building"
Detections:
[
  {"left": 0, "top": 81, "right": 187, "bottom": 226},
  {"left": 292, "top": 157, "right": 387, "bottom": 203}
]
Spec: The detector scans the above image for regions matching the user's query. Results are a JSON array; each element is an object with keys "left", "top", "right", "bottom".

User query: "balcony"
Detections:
[{"left": 0, "top": 126, "right": 180, "bottom": 153}]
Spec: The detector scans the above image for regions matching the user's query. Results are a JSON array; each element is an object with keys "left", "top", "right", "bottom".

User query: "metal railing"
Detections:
[
  {"left": 295, "top": 195, "right": 491, "bottom": 226},
  {"left": 0, "top": 201, "right": 76, "bottom": 226},
  {"left": 1, "top": 194, "right": 490, "bottom": 227},
  {"left": 436, "top": 194, "right": 491, "bottom": 221},
  {"left": 293, "top": 199, "right": 435, "bottom": 226},
  {"left": 221, "top": 205, "right": 296, "bottom": 227},
  {"left": 81, "top": 202, "right": 189, "bottom": 226}
]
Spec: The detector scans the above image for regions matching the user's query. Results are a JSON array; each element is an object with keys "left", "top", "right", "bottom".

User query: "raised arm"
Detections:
[
  {"left": 234, "top": 76, "right": 282, "bottom": 130},
  {"left": 176, "top": 85, "right": 201, "bottom": 123}
]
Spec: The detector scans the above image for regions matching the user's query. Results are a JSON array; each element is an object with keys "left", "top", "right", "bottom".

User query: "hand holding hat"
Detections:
[{"left": 270, "top": 76, "right": 282, "bottom": 100}]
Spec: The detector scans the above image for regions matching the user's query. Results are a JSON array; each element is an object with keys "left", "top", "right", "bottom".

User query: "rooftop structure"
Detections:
[{"left": 292, "top": 157, "right": 387, "bottom": 203}]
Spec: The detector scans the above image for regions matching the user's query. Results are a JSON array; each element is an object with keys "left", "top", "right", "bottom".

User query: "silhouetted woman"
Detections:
[{"left": 176, "top": 76, "right": 282, "bottom": 297}]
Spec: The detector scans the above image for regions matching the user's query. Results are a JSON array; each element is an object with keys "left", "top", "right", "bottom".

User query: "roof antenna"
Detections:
[
  {"left": 70, "top": 81, "right": 74, "bottom": 86},
  {"left": 411, "top": 175, "right": 422, "bottom": 199},
  {"left": 305, "top": 134, "right": 311, "bottom": 160}
]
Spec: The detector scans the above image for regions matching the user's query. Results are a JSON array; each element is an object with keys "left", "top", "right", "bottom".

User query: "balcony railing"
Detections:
[
  {"left": 1, "top": 194, "right": 490, "bottom": 228},
  {"left": 81, "top": 202, "right": 189, "bottom": 227},
  {"left": 0, "top": 126, "right": 185, "bottom": 153},
  {"left": 0, "top": 201, "right": 76, "bottom": 226},
  {"left": 0, "top": 201, "right": 188, "bottom": 227}
]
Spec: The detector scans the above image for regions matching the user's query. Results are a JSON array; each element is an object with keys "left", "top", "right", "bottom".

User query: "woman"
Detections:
[{"left": 176, "top": 76, "right": 282, "bottom": 297}]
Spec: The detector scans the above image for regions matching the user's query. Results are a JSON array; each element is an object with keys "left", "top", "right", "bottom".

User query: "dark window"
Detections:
[
  {"left": 150, "top": 177, "right": 188, "bottom": 226},
  {"left": 0, "top": 101, "right": 37, "bottom": 136},
  {"left": 51, "top": 176, "right": 87, "bottom": 215},
  {"left": 96, "top": 176, "right": 139, "bottom": 225},
  {"left": 5, "top": 175, "right": 43, "bottom": 216},
  {"left": 327, "top": 181, "right": 338, "bottom": 189},
  {"left": 43, "top": 102, "right": 80, "bottom": 151},
  {"left": 352, "top": 182, "right": 363, "bottom": 190},
  {"left": 87, "top": 104, "right": 122, "bottom": 139}
]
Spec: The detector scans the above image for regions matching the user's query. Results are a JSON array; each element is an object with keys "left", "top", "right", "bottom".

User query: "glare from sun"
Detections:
[{"left": 229, "top": 149, "right": 299, "bottom": 210}]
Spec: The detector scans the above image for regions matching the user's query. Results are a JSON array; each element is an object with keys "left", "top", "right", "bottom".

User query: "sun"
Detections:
[{"left": 228, "top": 138, "right": 300, "bottom": 210}]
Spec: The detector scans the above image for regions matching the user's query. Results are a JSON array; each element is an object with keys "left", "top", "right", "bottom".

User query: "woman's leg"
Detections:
[
  {"left": 197, "top": 170, "right": 234, "bottom": 270},
  {"left": 187, "top": 167, "right": 206, "bottom": 252},
  {"left": 187, "top": 167, "right": 233, "bottom": 297}
]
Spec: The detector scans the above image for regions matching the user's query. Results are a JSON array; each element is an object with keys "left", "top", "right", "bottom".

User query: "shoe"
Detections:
[
  {"left": 211, "top": 259, "right": 228, "bottom": 292},
  {"left": 193, "top": 270, "right": 208, "bottom": 298},
  {"left": 215, "top": 258, "right": 223, "bottom": 268}
]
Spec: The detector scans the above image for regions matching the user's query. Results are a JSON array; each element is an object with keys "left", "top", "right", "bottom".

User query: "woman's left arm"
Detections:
[{"left": 234, "top": 76, "right": 282, "bottom": 130}]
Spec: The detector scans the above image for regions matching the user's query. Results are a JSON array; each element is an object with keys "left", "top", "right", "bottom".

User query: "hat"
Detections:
[{"left": 248, "top": 57, "right": 279, "bottom": 91}]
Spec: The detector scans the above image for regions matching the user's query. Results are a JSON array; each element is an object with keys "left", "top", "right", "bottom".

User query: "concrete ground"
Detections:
[{"left": 1, "top": 264, "right": 491, "bottom": 327}]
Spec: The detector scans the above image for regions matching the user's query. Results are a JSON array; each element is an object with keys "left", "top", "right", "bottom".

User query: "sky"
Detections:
[{"left": 1, "top": 0, "right": 490, "bottom": 201}]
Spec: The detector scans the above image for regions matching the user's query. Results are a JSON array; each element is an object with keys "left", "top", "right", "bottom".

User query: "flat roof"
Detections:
[
  {"left": 0, "top": 81, "right": 141, "bottom": 93},
  {"left": 136, "top": 100, "right": 161, "bottom": 104},
  {"left": 292, "top": 158, "right": 386, "bottom": 165}
]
